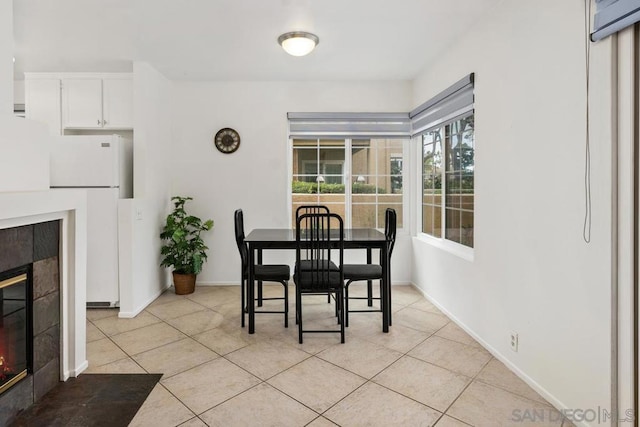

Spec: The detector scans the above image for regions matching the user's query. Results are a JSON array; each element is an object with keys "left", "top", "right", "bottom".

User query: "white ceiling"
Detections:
[{"left": 13, "top": 0, "right": 500, "bottom": 81}]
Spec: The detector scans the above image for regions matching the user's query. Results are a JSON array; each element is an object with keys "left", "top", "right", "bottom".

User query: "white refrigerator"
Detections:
[{"left": 50, "top": 134, "right": 133, "bottom": 307}]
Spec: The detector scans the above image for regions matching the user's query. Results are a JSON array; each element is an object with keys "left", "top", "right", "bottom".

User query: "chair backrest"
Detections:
[
  {"left": 385, "top": 208, "right": 397, "bottom": 257},
  {"left": 295, "top": 205, "right": 330, "bottom": 218},
  {"left": 296, "top": 212, "right": 344, "bottom": 290},
  {"left": 234, "top": 209, "right": 248, "bottom": 271}
]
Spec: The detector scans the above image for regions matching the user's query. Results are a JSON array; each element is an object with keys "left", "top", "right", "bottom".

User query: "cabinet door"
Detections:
[
  {"left": 103, "top": 78, "right": 133, "bottom": 129},
  {"left": 62, "top": 78, "right": 103, "bottom": 128},
  {"left": 25, "top": 79, "right": 61, "bottom": 135}
]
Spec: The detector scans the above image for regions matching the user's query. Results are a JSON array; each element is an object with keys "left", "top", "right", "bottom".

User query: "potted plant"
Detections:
[{"left": 160, "top": 196, "right": 214, "bottom": 295}]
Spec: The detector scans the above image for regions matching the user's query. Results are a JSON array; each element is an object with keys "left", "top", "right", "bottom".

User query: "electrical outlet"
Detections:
[
  {"left": 510, "top": 331, "right": 519, "bottom": 352},
  {"left": 135, "top": 208, "right": 143, "bottom": 221}
]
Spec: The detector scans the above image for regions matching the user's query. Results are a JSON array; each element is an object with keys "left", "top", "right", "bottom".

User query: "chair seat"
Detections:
[
  {"left": 296, "top": 260, "right": 339, "bottom": 272},
  {"left": 343, "top": 264, "right": 383, "bottom": 281},
  {"left": 251, "top": 264, "right": 290, "bottom": 282},
  {"left": 294, "top": 269, "right": 342, "bottom": 289}
]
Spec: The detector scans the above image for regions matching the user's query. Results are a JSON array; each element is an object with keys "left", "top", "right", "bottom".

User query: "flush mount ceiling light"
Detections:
[{"left": 277, "top": 31, "right": 319, "bottom": 56}]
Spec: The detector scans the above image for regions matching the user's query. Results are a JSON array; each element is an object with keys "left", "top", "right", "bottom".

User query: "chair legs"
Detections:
[
  {"left": 344, "top": 279, "right": 385, "bottom": 328},
  {"left": 241, "top": 278, "right": 288, "bottom": 328},
  {"left": 297, "top": 288, "right": 344, "bottom": 344}
]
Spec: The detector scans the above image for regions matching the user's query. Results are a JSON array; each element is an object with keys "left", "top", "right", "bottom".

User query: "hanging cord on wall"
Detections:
[{"left": 583, "top": 0, "right": 592, "bottom": 244}]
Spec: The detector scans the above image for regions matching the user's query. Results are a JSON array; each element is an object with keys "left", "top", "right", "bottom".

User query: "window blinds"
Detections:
[
  {"left": 409, "top": 73, "right": 474, "bottom": 137},
  {"left": 287, "top": 112, "right": 411, "bottom": 139},
  {"left": 591, "top": 0, "right": 640, "bottom": 41}
]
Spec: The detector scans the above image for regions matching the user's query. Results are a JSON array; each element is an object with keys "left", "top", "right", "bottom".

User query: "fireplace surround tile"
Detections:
[
  {"left": 33, "top": 325, "right": 60, "bottom": 372},
  {"left": 33, "top": 291, "right": 60, "bottom": 337},
  {"left": 33, "top": 256, "right": 59, "bottom": 300},
  {"left": 33, "top": 357, "right": 60, "bottom": 401},
  {"left": 0, "top": 375, "right": 33, "bottom": 426},
  {"left": 0, "top": 225, "right": 33, "bottom": 273},
  {"left": 33, "top": 221, "right": 59, "bottom": 262}
]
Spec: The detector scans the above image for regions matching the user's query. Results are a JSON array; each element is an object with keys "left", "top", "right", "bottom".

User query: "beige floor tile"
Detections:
[
  {"left": 362, "top": 323, "right": 432, "bottom": 354},
  {"left": 325, "top": 382, "right": 441, "bottom": 427},
  {"left": 193, "top": 328, "right": 250, "bottom": 355},
  {"left": 390, "top": 285, "right": 425, "bottom": 305},
  {"left": 166, "top": 310, "right": 225, "bottom": 336},
  {"left": 306, "top": 417, "right": 339, "bottom": 427},
  {"left": 86, "top": 308, "right": 118, "bottom": 322},
  {"left": 86, "top": 338, "right": 128, "bottom": 368},
  {"left": 133, "top": 337, "right": 219, "bottom": 378},
  {"left": 435, "top": 322, "right": 483, "bottom": 349},
  {"left": 84, "top": 357, "right": 146, "bottom": 374},
  {"left": 267, "top": 357, "right": 366, "bottom": 413},
  {"left": 146, "top": 299, "right": 207, "bottom": 320},
  {"left": 269, "top": 327, "right": 344, "bottom": 355},
  {"left": 409, "top": 336, "right": 491, "bottom": 377},
  {"left": 92, "top": 310, "right": 162, "bottom": 336},
  {"left": 408, "top": 298, "right": 439, "bottom": 313},
  {"left": 148, "top": 288, "right": 188, "bottom": 307},
  {"left": 186, "top": 287, "right": 239, "bottom": 309},
  {"left": 373, "top": 356, "right": 470, "bottom": 412},
  {"left": 226, "top": 341, "right": 310, "bottom": 380},
  {"left": 200, "top": 383, "right": 317, "bottom": 427},
  {"left": 111, "top": 322, "right": 186, "bottom": 355},
  {"left": 86, "top": 321, "right": 106, "bottom": 343},
  {"left": 394, "top": 307, "right": 449, "bottom": 333},
  {"left": 435, "top": 415, "right": 472, "bottom": 426},
  {"left": 447, "top": 381, "right": 561, "bottom": 427},
  {"left": 161, "top": 358, "right": 261, "bottom": 414},
  {"left": 476, "top": 358, "right": 549, "bottom": 404},
  {"left": 316, "top": 338, "right": 403, "bottom": 379},
  {"left": 178, "top": 418, "right": 208, "bottom": 427},
  {"left": 129, "top": 384, "right": 195, "bottom": 427}
]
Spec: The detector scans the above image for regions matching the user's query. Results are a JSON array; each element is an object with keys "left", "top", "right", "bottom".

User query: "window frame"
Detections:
[
  {"left": 289, "top": 137, "right": 408, "bottom": 230},
  {"left": 415, "top": 114, "right": 475, "bottom": 260}
]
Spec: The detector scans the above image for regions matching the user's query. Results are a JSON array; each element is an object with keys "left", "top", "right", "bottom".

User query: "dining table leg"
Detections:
[
  {"left": 257, "top": 249, "right": 263, "bottom": 307},
  {"left": 366, "top": 248, "right": 373, "bottom": 307},
  {"left": 248, "top": 244, "right": 256, "bottom": 334},
  {"left": 381, "top": 243, "right": 389, "bottom": 333}
]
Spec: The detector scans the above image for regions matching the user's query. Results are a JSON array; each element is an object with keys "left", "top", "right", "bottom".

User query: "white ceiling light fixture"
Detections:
[{"left": 278, "top": 31, "right": 319, "bottom": 57}]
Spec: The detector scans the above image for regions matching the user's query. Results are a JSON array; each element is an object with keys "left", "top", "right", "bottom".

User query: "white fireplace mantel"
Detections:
[{"left": 0, "top": 189, "right": 87, "bottom": 379}]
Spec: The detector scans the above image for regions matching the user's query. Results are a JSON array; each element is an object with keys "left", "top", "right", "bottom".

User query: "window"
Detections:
[
  {"left": 292, "top": 138, "right": 405, "bottom": 228},
  {"left": 421, "top": 114, "right": 474, "bottom": 247}
]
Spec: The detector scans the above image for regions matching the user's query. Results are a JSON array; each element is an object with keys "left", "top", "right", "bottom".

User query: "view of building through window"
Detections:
[
  {"left": 422, "top": 115, "right": 474, "bottom": 247},
  {"left": 292, "top": 138, "right": 404, "bottom": 228}
]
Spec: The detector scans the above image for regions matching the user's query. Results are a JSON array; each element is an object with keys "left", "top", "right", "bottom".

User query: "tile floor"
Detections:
[{"left": 85, "top": 285, "right": 573, "bottom": 427}]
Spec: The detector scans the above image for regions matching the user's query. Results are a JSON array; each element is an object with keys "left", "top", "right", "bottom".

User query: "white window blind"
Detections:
[
  {"left": 287, "top": 112, "right": 411, "bottom": 139},
  {"left": 410, "top": 73, "right": 475, "bottom": 137},
  {"left": 591, "top": 0, "right": 640, "bottom": 41}
]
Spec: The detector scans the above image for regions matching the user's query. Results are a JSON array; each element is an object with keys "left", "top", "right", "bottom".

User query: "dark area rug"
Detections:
[{"left": 10, "top": 374, "right": 161, "bottom": 427}]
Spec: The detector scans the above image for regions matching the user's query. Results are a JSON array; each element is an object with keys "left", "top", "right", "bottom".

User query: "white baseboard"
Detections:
[
  {"left": 64, "top": 359, "right": 88, "bottom": 380},
  {"left": 407, "top": 283, "right": 586, "bottom": 427},
  {"left": 118, "top": 284, "right": 171, "bottom": 318}
]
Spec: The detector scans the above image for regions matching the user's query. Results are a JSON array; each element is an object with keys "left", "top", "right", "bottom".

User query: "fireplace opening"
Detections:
[{"left": 0, "top": 266, "right": 32, "bottom": 395}]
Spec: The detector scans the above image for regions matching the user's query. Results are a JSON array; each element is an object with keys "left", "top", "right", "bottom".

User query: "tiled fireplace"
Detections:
[{"left": 0, "top": 221, "right": 60, "bottom": 425}]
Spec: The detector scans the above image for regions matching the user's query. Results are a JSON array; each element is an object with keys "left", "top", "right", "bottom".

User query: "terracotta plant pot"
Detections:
[{"left": 172, "top": 272, "right": 196, "bottom": 295}]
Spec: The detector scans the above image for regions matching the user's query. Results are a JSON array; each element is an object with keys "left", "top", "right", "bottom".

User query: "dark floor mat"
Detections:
[{"left": 9, "top": 374, "right": 161, "bottom": 427}]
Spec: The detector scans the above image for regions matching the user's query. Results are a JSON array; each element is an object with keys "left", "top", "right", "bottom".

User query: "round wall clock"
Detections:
[{"left": 214, "top": 128, "right": 241, "bottom": 154}]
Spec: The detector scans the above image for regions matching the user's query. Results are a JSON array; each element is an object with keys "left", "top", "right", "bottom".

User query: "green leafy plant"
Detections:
[{"left": 160, "top": 196, "right": 214, "bottom": 275}]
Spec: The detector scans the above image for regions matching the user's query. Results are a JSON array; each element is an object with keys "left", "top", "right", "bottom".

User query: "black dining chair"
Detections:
[
  {"left": 294, "top": 212, "right": 345, "bottom": 344},
  {"left": 295, "top": 205, "right": 333, "bottom": 305},
  {"left": 342, "top": 208, "right": 397, "bottom": 327},
  {"left": 234, "top": 209, "right": 290, "bottom": 328}
]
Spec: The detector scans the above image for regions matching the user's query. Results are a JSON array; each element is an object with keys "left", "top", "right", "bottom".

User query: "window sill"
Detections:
[{"left": 414, "top": 233, "right": 474, "bottom": 262}]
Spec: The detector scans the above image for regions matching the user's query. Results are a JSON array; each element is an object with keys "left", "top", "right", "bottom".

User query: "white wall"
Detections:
[
  {"left": 118, "top": 61, "right": 173, "bottom": 317},
  {"left": 410, "top": 1, "right": 614, "bottom": 419},
  {"left": 0, "top": 0, "right": 12, "bottom": 114},
  {"left": 171, "top": 81, "right": 412, "bottom": 284}
]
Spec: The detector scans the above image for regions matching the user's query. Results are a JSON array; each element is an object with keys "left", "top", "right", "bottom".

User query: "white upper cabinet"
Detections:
[
  {"left": 25, "top": 73, "right": 133, "bottom": 131},
  {"left": 62, "top": 77, "right": 103, "bottom": 128},
  {"left": 62, "top": 75, "right": 133, "bottom": 129},
  {"left": 102, "top": 78, "right": 133, "bottom": 129},
  {"left": 25, "top": 77, "right": 62, "bottom": 135}
]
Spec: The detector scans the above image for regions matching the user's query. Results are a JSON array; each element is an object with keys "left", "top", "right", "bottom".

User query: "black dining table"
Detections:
[{"left": 244, "top": 228, "right": 391, "bottom": 335}]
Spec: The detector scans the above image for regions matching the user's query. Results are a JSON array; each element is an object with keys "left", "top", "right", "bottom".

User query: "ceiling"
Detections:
[{"left": 13, "top": 0, "right": 500, "bottom": 81}]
